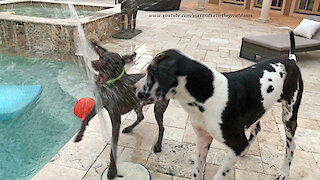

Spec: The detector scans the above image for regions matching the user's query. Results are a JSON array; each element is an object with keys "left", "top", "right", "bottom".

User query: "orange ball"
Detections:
[{"left": 74, "top": 98, "right": 95, "bottom": 122}]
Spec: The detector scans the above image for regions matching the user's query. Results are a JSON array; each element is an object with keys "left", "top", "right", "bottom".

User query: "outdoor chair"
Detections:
[{"left": 239, "top": 15, "right": 320, "bottom": 62}]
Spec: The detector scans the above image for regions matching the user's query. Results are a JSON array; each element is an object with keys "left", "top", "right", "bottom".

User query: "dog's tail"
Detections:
[{"left": 280, "top": 27, "right": 296, "bottom": 62}]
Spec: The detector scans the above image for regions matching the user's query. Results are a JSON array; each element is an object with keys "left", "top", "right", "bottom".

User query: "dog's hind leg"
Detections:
[
  {"left": 153, "top": 99, "right": 169, "bottom": 153},
  {"left": 74, "top": 106, "right": 98, "bottom": 142},
  {"left": 276, "top": 81, "right": 303, "bottom": 180},
  {"left": 107, "top": 113, "right": 121, "bottom": 179},
  {"left": 122, "top": 106, "right": 144, "bottom": 133},
  {"left": 241, "top": 122, "right": 261, "bottom": 157},
  {"left": 192, "top": 127, "right": 213, "bottom": 180}
]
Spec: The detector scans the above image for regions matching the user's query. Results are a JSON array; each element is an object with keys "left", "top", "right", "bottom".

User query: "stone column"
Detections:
[
  {"left": 197, "top": 0, "right": 205, "bottom": 11},
  {"left": 257, "top": 0, "right": 273, "bottom": 22}
]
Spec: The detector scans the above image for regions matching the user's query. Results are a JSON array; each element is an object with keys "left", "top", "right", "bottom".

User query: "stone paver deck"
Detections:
[{"left": 34, "top": 1, "right": 320, "bottom": 180}]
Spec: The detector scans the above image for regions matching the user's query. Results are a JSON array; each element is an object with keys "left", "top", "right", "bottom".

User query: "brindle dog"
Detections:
[{"left": 74, "top": 41, "right": 169, "bottom": 179}]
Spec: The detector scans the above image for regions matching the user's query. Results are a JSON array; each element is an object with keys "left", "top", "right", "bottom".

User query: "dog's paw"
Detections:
[
  {"left": 275, "top": 171, "right": 289, "bottom": 180},
  {"left": 153, "top": 144, "right": 162, "bottom": 153},
  {"left": 74, "top": 134, "right": 83, "bottom": 142},
  {"left": 107, "top": 166, "right": 117, "bottom": 179},
  {"left": 122, "top": 127, "right": 133, "bottom": 133}
]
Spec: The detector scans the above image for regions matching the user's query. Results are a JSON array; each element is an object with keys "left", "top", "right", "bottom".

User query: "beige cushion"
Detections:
[
  {"left": 293, "top": 18, "right": 320, "bottom": 39},
  {"left": 243, "top": 34, "right": 320, "bottom": 51},
  {"left": 306, "top": 15, "right": 320, "bottom": 40}
]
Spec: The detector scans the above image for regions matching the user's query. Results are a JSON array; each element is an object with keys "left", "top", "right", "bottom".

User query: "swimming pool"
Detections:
[{"left": 0, "top": 54, "right": 93, "bottom": 179}]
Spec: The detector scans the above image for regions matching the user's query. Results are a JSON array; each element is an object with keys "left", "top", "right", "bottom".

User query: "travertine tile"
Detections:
[
  {"left": 235, "top": 169, "right": 259, "bottom": 180},
  {"left": 33, "top": 163, "right": 86, "bottom": 180},
  {"left": 163, "top": 126, "right": 185, "bottom": 142},
  {"left": 259, "top": 143, "right": 285, "bottom": 175},
  {"left": 205, "top": 163, "right": 235, "bottom": 180},
  {"left": 297, "top": 118, "right": 320, "bottom": 131},
  {"left": 259, "top": 111, "right": 279, "bottom": 133},
  {"left": 118, "top": 147, "right": 150, "bottom": 166},
  {"left": 163, "top": 107, "right": 188, "bottom": 129},
  {"left": 297, "top": 104, "right": 320, "bottom": 121},
  {"left": 257, "top": 131, "right": 283, "bottom": 146},
  {"left": 312, "top": 153, "right": 320, "bottom": 169},
  {"left": 172, "top": 176, "right": 190, "bottom": 180},
  {"left": 235, "top": 155, "right": 264, "bottom": 173},
  {"left": 146, "top": 140, "right": 196, "bottom": 179},
  {"left": 83, "top": 145, "right": 124, "bottom": 180},
  {"left": 278, "top": 125, "right": 320, "bottom": 153},
  {"left": 150, "top": 171, "right": 173, "bottom": 180},
  {"left": 289, "top": 150, "right": 320, "bottom": 179},
  {"left": 235, "top": 169, "right": 275, "bottom": 180},
  {"left": 118, "top": 120, "right": 158, "bottom": 151}
]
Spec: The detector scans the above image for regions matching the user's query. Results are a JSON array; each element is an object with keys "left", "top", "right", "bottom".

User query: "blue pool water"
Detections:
[{"left": 0, "top": 54, "right": 92, "bottom": 179}]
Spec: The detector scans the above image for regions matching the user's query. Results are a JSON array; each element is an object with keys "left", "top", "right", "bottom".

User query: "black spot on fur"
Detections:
[
  {"left": 171, "top": 89, "right": 177, "bottom": 94},
  {"left": 198, "top": 169, "right": 200, "bottom": 173},
  {"left": 287, "top": 137, "right": 292, "bottom": 142},
  {"left": 194, "top": 103, "right": 205, "bottom": 112},
  {"left": 268, "top": 78, "right": 272, "bottom": 81},
  {"left": 222, "top": 172, "right": 226, "bottom": 176},
  {"left": 188, "top": 102, "right": 194, "bottom": 106},
  {"left": 287, "top": 143, "right": 290, "bottom": 148},
  {"left": 248, "top": 134, "right": 254, "bottom": 141},
  {"left": 280, "top": 72, "right": 283, "bottom": 78},
  {"left": 277, "top": 99, "right": 281, "bottom": 103},
  {"left": 193, "top": 173, "right": 197, "bottom": 177},
  {"left": 207, "top": 144, "right": 211, "bottom": 150},
  {"left": 289, "top": 162, "right": 291, "bottom": 166},
  {"left": 257, "top": 123, "right": 261, "bottom": 131},
  {"left": 291, "top": 151, "right": 294, "bottom": 157},
  {"left": 198, "top": 106, "right": 205, "bottom": 112},
  {"left": 226, "top": 169, "right": 230, "bottom": 173},
  {"left": 267, "top": 85, "right": 274, "bottom": 93}
]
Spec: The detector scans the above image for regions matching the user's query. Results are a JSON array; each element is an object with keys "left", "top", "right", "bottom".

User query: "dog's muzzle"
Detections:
[{"left": 135, "top": 76, "right": 154, "bottom": 102}]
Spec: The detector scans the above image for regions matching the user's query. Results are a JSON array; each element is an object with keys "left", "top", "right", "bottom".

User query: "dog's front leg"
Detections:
[
  {"left": 107, "top": 113, "right": 121, "bottom": 179},
  {"left": 214, "top": 137, "right": 248, "bottom": 180},
  {"left": 192, "top": 127, "right": 213, "bottom": 180}
]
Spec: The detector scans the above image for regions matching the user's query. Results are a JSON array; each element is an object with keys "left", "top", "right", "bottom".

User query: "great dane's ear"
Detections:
[
  {"left": 91, "top": 41, "right": 108, "bottom": 57},
  {"left": 121, "top": 52, "right": 137, "bottom": 63},
  {"left": 156, "top": 59, "right": 178, "bottom": 98}
]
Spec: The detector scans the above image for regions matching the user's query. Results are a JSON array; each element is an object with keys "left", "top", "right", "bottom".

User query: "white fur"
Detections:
[
  {"left": 176, "top": 70, "right": 228, "bottom": 143},
  {"left": 260, "top": 63, "right": 286, "bottom": 110}
]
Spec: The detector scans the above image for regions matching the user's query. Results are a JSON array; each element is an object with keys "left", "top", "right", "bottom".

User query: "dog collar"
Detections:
[{"left": 103, "top": 68, "right": 125, "bottom": 87}]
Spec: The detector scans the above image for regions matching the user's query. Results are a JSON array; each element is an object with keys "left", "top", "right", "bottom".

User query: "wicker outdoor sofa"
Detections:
[{"left": 240, "top": 15, "right": 320, "bottom": 62}]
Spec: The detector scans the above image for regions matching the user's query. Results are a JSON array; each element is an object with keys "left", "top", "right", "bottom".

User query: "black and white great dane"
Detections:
[{"left": 135, "top": 29, "right": 303, "bottom": 180}]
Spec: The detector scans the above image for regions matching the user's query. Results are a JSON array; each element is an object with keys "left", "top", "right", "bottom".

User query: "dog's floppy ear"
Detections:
[
  {"left": 121, "top": 52, "right": 137, "bottom": 63},
  {"left": 91, "top": 41, "right": 108, "bottom": 57},
  {"left": 156, "top": 59, "right": 178, "bottom": 98}
]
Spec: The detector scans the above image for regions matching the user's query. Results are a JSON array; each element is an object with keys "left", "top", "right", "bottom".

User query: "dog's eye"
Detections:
[{"left": 147, "top": 65, "right": 155, "bottom": 75}]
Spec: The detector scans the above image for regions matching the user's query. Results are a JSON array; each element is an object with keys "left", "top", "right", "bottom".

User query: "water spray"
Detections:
[{"left": 68, "top": 4, "right": 109, "bottom": 143}]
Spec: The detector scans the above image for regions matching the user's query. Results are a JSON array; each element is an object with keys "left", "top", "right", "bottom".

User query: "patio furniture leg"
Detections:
[{"left": 239, "top": 42, "right": 257, "bottom": 61}]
